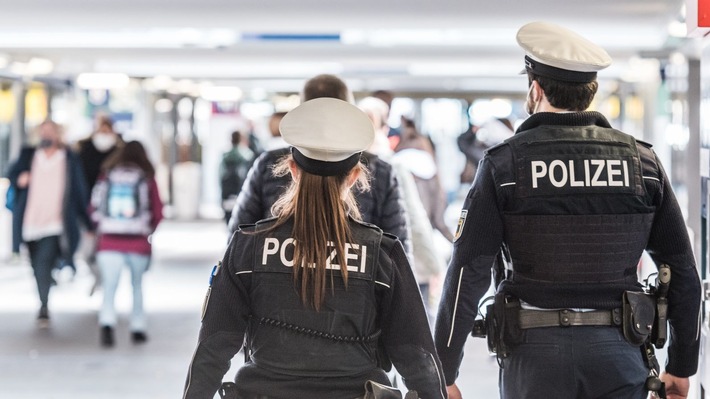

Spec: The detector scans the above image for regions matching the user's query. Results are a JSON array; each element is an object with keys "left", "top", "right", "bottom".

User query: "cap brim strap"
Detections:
[
  {"left": 524, "top": 56, "right": 597, "bottom": 83},
  {"left": 291, "top": 147, "right": 361, "bottom": 177}
]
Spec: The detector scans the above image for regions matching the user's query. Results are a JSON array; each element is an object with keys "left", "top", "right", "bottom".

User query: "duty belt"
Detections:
[{"left": 518, "top": 308, "right": 622, "bottom": 329}]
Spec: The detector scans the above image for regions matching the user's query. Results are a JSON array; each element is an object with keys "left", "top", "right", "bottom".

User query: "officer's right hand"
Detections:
[
  {"left": 658, "top": 372, "right": 689, "bottom": 399},
  {"left": 446, "top": 383, "right": 462, "bottom": 399}
]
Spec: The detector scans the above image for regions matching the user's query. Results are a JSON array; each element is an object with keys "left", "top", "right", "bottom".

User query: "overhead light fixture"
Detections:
[
  {"left": 76, "top": 73, "right": 130, "bottom": 89},
  {"left": 200, "top": 86, "right": 243, "bottom": 102},
  {"left": 28, "top": 57, "right": 54, "bottom": 75},
  {"left": 668, "top": 20, "right": 687, "bottom": 37}
]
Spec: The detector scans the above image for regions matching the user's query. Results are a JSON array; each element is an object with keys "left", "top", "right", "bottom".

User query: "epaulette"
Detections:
[
  {"left": 350, "top": 217, "right": 384, "bottom": 233},
  {"left": 635, "top": 139, "right": 653, "bottom": 149},
  {"left": 381, "top": 231, "right": 398, "bottom": 241},
  {"left": 238, "top": 216, "right": 278, "bottom": 232},
  {"left": 484, "top": 140, "right": 509, "bottom": 155}
]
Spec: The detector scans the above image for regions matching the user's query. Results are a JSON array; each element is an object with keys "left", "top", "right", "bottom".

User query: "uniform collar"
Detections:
[{"left": 516, "top": 111, "right": 612, "bottom": 134}]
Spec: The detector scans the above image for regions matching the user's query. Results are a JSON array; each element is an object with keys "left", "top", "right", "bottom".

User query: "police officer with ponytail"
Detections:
[
  {"left": 435, "top": 22, "right": 701, "bottom": 399},
  {"left": 184, "top": 98, "right": 446, "bottom": 399}
]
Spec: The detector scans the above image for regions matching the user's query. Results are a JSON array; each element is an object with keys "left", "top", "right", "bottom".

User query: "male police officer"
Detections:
[{"left": 435, "top": 22, "right": 701, "bottom": 399}]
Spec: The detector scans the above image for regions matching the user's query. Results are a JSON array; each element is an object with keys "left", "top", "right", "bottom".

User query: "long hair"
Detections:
[
  {"left": 102, "top": 140, "right": 155, "bottom": 178},
  {"left": 268, "top": 155, "right": 370, "bottom": 311}
]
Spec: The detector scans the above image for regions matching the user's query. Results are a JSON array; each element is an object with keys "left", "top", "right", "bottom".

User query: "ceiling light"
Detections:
[
  {"left": 200, "top": 86, "right": 243, "bottom": 102},
  {"left": 28, "top": 57, "right": 53, "bottom": 75},
  {"left": 668, "top": 20, "right": 687, "bottom": 37},
  {"left": 76, "top": 73, "right": 130, "bottom": 89}
]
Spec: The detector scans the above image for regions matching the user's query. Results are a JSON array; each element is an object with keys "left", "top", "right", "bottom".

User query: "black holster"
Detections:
[
  {"left": 362, "top": 381, "right": 418, "bottom": 399},
  {"left": 621, "top": 291, "right": 656, "bottom": 346},
  {"left": 219, "top": 382, "right": 238, "bottom": 399},
  {"left": 486, "top": 292, "right": 523, "bottom": 360}
]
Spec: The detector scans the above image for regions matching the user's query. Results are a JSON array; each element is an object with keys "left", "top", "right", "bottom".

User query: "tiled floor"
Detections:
[{"left": 0, "top": 219, "right": 498, "bottom": 399}]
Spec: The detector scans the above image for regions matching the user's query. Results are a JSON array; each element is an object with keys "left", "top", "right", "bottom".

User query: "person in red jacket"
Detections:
[{"left": 90, "top": 141, "right": 163, "bottom": 347}]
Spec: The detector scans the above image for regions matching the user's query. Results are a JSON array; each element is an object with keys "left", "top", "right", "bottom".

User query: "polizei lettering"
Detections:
[
  {"left": 261, "top": 238, "right": 368, "bottom": 273},
  {"left": 530, "top": 159, "right": 630, "bottom": 189}
]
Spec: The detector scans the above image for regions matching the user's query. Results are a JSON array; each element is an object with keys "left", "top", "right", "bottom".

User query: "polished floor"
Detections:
[{"left": 0, "top": 219, "right": 498, "bottom": 399}]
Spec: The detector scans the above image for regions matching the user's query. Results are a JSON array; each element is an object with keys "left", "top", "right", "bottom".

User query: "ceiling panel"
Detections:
[{"left": 0, "top": 0, "right": 686, "bottom": 93}]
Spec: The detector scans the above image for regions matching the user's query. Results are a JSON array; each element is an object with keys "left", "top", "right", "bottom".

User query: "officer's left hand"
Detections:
[
  {"left": 446, "top": 383, "right": 462, "bottom": 399},
  {"left": 657, "top": 371, "right": 689, "bottom": 399}
]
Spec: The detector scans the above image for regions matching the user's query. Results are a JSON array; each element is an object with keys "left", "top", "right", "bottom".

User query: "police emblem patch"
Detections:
[
  {"left": 454, "top": 210, "right": 468, "bottom": 242},
  {"left": 201, "top": 287, "right": 211, "bottom": 321}
]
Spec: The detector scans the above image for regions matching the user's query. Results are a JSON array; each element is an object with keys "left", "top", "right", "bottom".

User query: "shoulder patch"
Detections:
[{"left": 454, "top": 209, "right": 468, "bottom": 242}]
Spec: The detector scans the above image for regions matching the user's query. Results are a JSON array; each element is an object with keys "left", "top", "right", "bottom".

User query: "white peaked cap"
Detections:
[
  {"left": 280, "top": 98, "right": 375, "bottom": 163},
  {"left": 517, "top": 21, "right": 612, "bottom": 82}
]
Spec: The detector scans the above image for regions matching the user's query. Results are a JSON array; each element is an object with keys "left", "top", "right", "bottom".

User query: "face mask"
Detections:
[
  {"left": 38, "top": 139, "right": 55, "bottom": 149},
  {"left": 525, "top": 84, "right": 538, "bottom": 116},
  {"left": 92, "top": 133, "right": 117, "bottom": 152}
]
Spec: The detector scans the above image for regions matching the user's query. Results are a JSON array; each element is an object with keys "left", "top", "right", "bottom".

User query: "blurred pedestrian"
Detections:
[
  {"left": 90, "top": 141, "right": 163, "bottom": 347},
  {"left": 394, "top": 120, "right": 454, "bottom": 242},
  {"left": 7, "top": 119, "right": 91, "bottom": 327},
  {"left": 359, "top": 96, "right": 445, "bottom": 317},
  {"left": 76, "top": 114, "right": 124, "bottom": 294},
  {"left": 219, "top": 131, "right": 255, "bottom": 224}
]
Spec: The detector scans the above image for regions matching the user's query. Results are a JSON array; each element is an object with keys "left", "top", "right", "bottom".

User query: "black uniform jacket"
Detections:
[
  {"left": 434, "top": 111, "right": 701, "bottom": 385},
  {"left": 184, "top": 217, "right": 446, "bottom": 399}
]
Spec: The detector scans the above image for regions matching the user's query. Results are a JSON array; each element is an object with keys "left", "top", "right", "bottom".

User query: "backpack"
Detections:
[
  {"left": 92, "top": 166, "right": 152, "bottom": 235},
  {"left": 220, "top": 156, "right": 250, "bottom": 200}
]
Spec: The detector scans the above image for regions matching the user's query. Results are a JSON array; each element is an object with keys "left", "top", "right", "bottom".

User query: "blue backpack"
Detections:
[{"left": 91, "top": 166, "right": 152, "bottom": 235}]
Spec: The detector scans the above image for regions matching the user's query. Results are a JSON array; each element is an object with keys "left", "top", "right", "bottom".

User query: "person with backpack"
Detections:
[
  {"left": 220, "top": 130, "right": 255, "bottom": 224},
  {"left": 90, "top": 141, "right": 163, "bottom": 347}
]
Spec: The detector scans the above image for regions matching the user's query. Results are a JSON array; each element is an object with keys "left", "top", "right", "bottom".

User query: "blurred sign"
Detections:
[{"left": 701, "top": 0, "right": 710, "bottom": 27}]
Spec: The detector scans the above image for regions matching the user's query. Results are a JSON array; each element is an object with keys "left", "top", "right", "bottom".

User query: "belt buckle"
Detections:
[{"left": 559, "top": 309, "right": 571, "bottom": 327}]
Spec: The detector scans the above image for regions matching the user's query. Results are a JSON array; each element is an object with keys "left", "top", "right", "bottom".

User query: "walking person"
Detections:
[
  {"left": 435, "top": 22, "right": 701, "bottom": 399},
  {"left": 7, "top": 119, "right": 91, "bottom": 327},
  {"left": 183, "top": 98, "right": 446, "bottom": 399},
  {"left": 77, "top": 114, "right": 124, "bottom": 293},
  {"left": 219, "top": 130, "right": 255, "bottom": 224},
  {"left": 90, "top": 141, "right": 163, "bottom": 347}
]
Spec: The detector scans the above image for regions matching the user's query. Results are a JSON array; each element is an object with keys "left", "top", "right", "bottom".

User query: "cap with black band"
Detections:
[
  {"left": 280, "top": 98, "right": 375, "bottom": 177},
  {"left": 517, "top": 21, "right": 612, "bottom": 83}
]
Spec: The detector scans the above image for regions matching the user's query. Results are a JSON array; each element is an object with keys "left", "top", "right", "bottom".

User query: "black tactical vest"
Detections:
[
  {"left": 244, "top": 219, "right": 384, "bottom": 377},
  {"left": 495, "top": 119, "right": 656, "bottom": 309}
]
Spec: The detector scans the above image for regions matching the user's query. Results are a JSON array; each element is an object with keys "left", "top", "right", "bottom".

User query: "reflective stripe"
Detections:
[
  {"left": 430, "top": 353, "right": 447, "bottom": 399},
  {"left": 375, "top": 280, "right": 390, "bottom": 288},
  {"left": 182, "top": 345, "right": 199, "bottom": 399},
  {"left": 235, "top": 270, "right": 253, "bottom": 275},
  {"left": 447, "top": 268, "right": 465, "bottom": 347},
  {"left": 643, "top": 176, "right": 660, "bottom": 182},
  {"left": 500, "top": 182, "right": 516, "bottom": 187}
]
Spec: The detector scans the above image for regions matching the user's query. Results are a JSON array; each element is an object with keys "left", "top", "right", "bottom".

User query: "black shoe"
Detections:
[
  {"left": 131, "top": 331, "right": 148, "bottom": 344},
  {"left": 37, "top": 306, "right": 49, "bottom": 328},
  {"left": 101, "top": 326, "right": 115, "bottom": 347}
]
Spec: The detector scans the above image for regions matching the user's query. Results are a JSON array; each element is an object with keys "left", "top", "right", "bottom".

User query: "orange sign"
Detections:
[{"left": 701, "top": 0, "right": 710, "bottom": 27}]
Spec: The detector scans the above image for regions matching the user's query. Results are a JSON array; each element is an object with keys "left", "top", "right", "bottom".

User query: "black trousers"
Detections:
[
  {"left": 499, "top": 326, "right": 648, "bottom": 399},
  {"left": 27, "top": 235, "right": 61, "bottom": 307}
]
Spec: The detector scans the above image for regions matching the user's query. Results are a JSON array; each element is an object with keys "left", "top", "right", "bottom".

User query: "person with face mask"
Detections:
[
  {"left": 435, "top": 22, "right": 700, "bottom": 399},
  {"left": 77, "top": 115, "right": 124, "bottom": 195},
  {"left": 7, "top": 120, "right": 92, "bottom": 327},
  {"left": 76, "top": 115, "right": 124, "bottom": 293}
]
